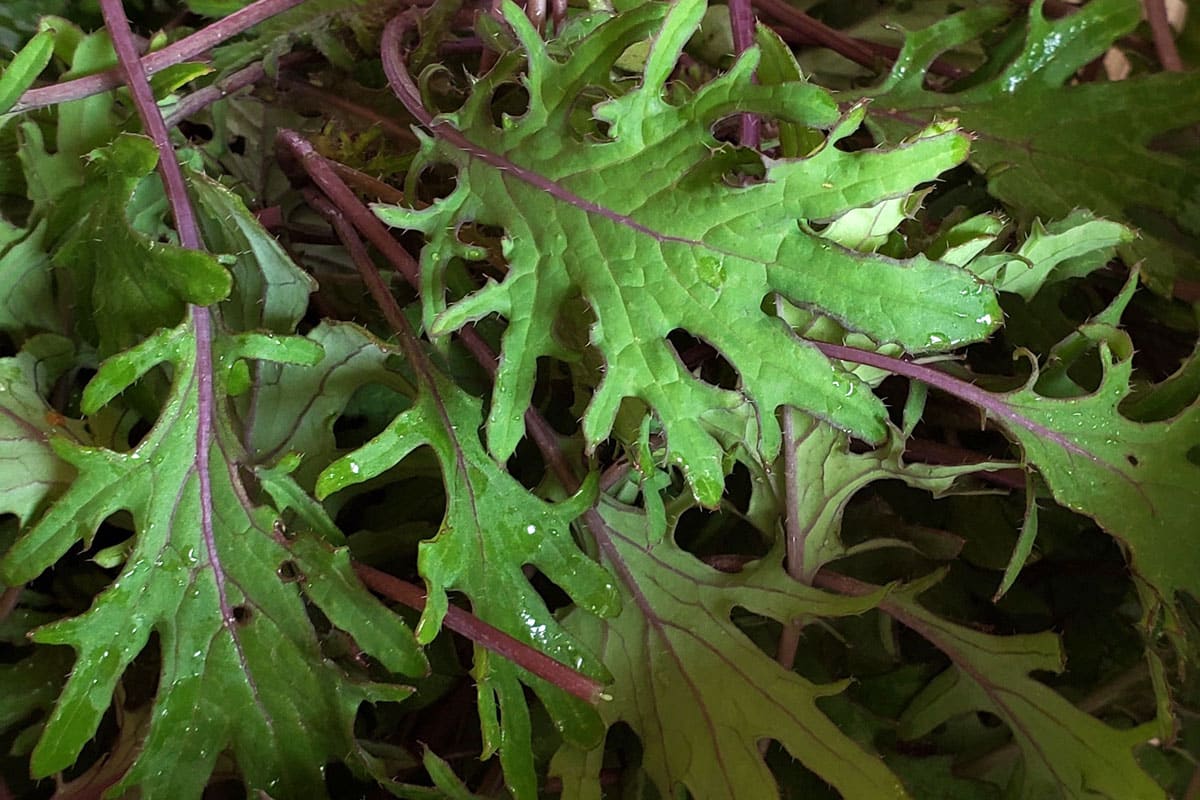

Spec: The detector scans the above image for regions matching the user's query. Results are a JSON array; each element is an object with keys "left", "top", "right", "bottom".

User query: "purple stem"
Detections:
[
  {"left": 0, "top": 586, "right": 20, "bottom": 623},
  {"left": 283, "top": 138, "right": 601, "bottom": 701},
  {"left": 355, "top": 563, "right": 606, "bottom": 703},
  {"left": 15, "top": 0, "right": 307, "bottom": 113},
  {"left": 98, "top": 0, "right": 233, "bottom": 632},
  {"left": 163, "top": 51, "right": 310, "bottom": 128},
  {"left": 753, "top": 0, "right": 878, "bottom": 69},
  {"left": 279, "top": 76, "right": 419, "bottom": 144},
  {"left": 728, "top": 0, "right": 760, "bottom": 149},
  {"left": 1145, "top": 0, "right": 1184, "bottom": 72},
  {"left": 809, "top": 341, "right": 1092, "bottom": 461}
]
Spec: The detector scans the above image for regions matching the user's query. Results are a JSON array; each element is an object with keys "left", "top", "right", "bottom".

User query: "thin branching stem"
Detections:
[{"left": 16, "top": 0, "right": 308, "bottom": 113}]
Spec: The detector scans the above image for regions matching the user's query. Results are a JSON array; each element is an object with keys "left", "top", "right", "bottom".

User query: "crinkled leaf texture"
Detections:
[
  {"left": 318, "top": 366, "right": 619, "bottom": 799},
  {"left": 550, "top": 468, "right": 910, "bottom": 800},
  {"left": 0, "top": 320, "right": 427, "bottom": 798},
  {"left": 376, "top": 0, "right": 1000, "bottom": 505},
  {"left": 868, "top": 0, "right": 1200, "bottom": 291},
  {"left": 888, "top": 576, "right": 1163, "bottom": 799}
]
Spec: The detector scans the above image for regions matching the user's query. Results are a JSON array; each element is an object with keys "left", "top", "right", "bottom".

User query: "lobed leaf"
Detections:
[
  {"left": 0, "top": 320, "right": 427, "bottom": 797},
  {"left": 887, "top": 577, "right": 1164, "bottom": 799},
  {"left": 377, "top": 0, "right": 1000, "bottom": 505},
  {"left": 868, "top": 0, "right": 1200, "bottom": 292},
  {"left": 986, "top": 327, "right": 1200, "bottom": 617},
  {"left": 784, "top": 415, "right": 1014, "bottom": 582},
  {"left": 551, "top": 470, "right": 910, "bottom": 800},
  {"left": 52, "top": 135, "right": 231, "bottom": 356},
  {"left": 243, "top": 321, "right": 416, "bottom": 493},
  {"left": 318, "top": 365, "right": 619, "bottom": 799}
]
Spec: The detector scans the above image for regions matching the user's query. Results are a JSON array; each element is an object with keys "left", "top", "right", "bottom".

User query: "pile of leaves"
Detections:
[{"left": 1, "top": 0, "right": 1198, "bottom": 797}]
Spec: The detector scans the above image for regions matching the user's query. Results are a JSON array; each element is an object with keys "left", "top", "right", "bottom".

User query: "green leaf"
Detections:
[
  {"left": 377, "top": 0, "right": 1000, "bottom": 505},
  {"left": 985, "top": 327, "right": 1200, "bottom": 619},
  {"left": 888, "top": 578, "right": 1164, "bottom": 799},
  {"left": 318, "top": 365, "right": 619, "bottom": 799},
  {"left": 189, "top": 166, "right": 316, "bottom": 334},
  {"left": 0, "top": 28, "right": 55, "bottom": 115},
  {"left": 992, "top": 472, "right": 1040, "bottom": 602},
  {"left": 0, "top": 334, "right": 86, "bottom": 525},
  {"left": 0, "top": 647, "right": 70, "bottom": 735},
  {"left": 0, "top": 593, "right": 71, "bottom": 742},
  {"left": 244, "top": 322, "right": 415, "bottom": 492},
  {"left": 0, "top": 220, "right": 60, "bottom": 338},
  {"left": 551, "top": 479, "right": 911, "bottom": 800},
  {"left": 783, "top": 415, "right": 1014, "bottom": 581},
  {"left": 966, "top": 210, "right": 1133, "bottom": 300},
  {"left": 420, "top": 747, "right": 486, "bottom": 799},
  {"left": 186, "top": 0, "right": 253, "bottom": 17},
  {"left": 211, "top": 0, "right": 399, "bottom": 74},
  {"left": 868, "top": 0, "right": 1200, "bottom": 291},
  {"left": 52, "top": 134, "right": 232, "bottom": 356},
  {"left": 0, "top": 320, "right": 426, "bottom": 796}
]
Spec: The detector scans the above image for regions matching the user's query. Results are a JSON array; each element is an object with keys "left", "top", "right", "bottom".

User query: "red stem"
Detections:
[
  {"left": 15, "top": 0, "right": 308, "bottom": 113},
  {"left": 354, "top": 563, "right": 607, "bottom": 703},
  {"left": 0, "top": 586, "right": 20, "bottom": 624}
]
